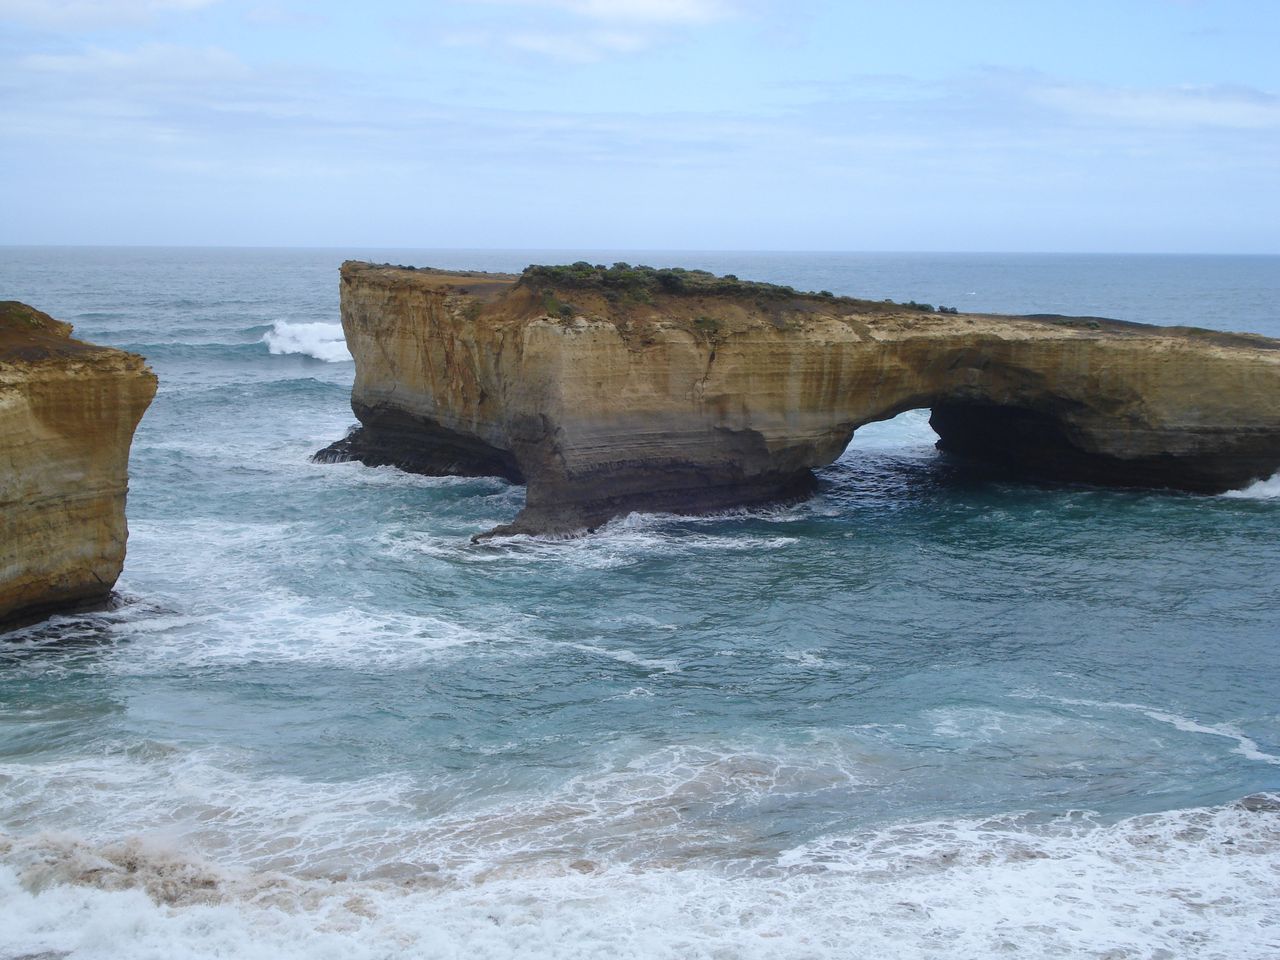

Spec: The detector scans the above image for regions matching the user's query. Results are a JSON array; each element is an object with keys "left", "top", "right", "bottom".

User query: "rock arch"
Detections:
[{"left": 318, "top": 263, "right": 1280, "bottom": 538}]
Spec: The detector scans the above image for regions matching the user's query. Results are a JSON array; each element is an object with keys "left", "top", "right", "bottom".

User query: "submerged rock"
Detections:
[
  {"left": 319, "top": 261, "right": 1280, "bottom": 538},
  {"left": 1236, "top": 794, "right": 1280, "bottom": 813},
  {"left": 0, "top": 301, "right": 157, "bottom": 631}
]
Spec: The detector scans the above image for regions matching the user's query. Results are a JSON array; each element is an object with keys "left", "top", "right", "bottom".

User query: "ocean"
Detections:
[{"left": 1, "top": 247, "right": 1278, "bottom": 959}]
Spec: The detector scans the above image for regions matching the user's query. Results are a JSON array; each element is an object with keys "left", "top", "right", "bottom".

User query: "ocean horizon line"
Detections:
[{"left": 2, "top": 243, "right": 1278, "bottom": 258}]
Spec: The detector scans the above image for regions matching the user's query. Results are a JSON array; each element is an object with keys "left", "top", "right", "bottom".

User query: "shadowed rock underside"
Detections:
[{"left": 317, "top": 262, "right": 1280, "bottom": 538}]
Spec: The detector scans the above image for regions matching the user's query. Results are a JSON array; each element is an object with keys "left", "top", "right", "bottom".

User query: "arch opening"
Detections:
[
  {"left": 839, "top": 400, "right": 1120, "bottom": 489},
  {"left": 838, "top": 399, "right": 1240, "bottom": 493}
]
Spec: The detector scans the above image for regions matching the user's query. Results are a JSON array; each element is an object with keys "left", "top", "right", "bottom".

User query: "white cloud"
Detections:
[
  {"left": 506, "top": 29, "right": 649, "bottom": 62},
  {"left": 442, "top": 0, "right": 740, "bottom": 61},
  {"left": 1034, "top": 82, "right": 1280, "bottom": 131},
  {"left": 525, "top": 0, "right": 732, "bottom": 22},
  {"left": 0, "top": 0, "right": 217, "bottom": 27},
  {"left": 245, "top": 5, "right": 326, "bottom": 28},
  {"left": 20, "top": 42, "right": 250, "bottom": 82},
  {"left": 460, "top": 0, "right": 736, "bottom": 24},
  {"left": 442, "top": 26, "right": 651, "bottom": 62}
]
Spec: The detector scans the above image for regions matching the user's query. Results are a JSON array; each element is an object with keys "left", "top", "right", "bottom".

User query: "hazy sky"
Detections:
[{"left": 2, "top": 0, "right": 1278, "bottom": 251}]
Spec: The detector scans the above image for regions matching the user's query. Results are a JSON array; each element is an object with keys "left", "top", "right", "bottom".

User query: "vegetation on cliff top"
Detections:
[
  {"left": 0, "top": 300, "right": 92, "bottom": 362},
  {"left": 0, "top": 300, "right": 70, "bottom": 334},
  {"left": 517, "top": 262, "right": 961, "bottom": 314},
  {"left": 520, "top": 262, "right": 814, "bottom": 301}
]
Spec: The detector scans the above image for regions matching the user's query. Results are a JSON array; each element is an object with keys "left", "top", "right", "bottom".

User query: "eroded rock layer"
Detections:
[
  {"left": 1, "top": 302, "right": 157, "bottom": 630},
  {"left": 321, "top": 262, "right": 1280, "bottom": 538}
]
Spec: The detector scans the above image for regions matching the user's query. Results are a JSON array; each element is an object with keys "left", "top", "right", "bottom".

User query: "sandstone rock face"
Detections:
[
  {"left": 1, "top": 302, "right": 157, "bottom": 630},
  {"left": 321, "top": 262, "right": 1280, "bottom": 538}
]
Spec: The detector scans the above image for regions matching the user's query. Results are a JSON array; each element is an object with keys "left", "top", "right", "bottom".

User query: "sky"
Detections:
[{"left": 1, "top": 0, "right": 1278, "bottom": 251}]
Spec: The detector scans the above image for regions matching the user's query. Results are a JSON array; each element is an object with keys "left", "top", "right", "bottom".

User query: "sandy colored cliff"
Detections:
[
  {"left": 319, "top": 261, "right": 1280, "bottom": 538},
  {"left": 1, "top": 301, "right": 157, "bottom": 630}
]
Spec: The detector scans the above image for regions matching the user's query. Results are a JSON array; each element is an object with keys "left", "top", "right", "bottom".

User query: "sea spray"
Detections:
[
  {"left": 1222, "top": 471, "right": 1280, "bottom": 500},
  {"left": 261, "top": 321, "right": 352, "bottom": 362},
  {"left": 3, "top": 797, "right": 1280, "bottom": 960}
]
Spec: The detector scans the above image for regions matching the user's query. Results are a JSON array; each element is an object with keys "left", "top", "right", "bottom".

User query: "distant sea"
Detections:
[{"left": 2, "top": 248, "right": 1278, "bottom": 959}]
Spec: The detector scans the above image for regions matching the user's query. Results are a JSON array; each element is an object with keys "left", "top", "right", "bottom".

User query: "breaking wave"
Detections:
[
  {"left": 1222, "top": 471, "right": 1280, "bottom": 500},
  {"left": 3, "top": 796, "right": 1279, "bottom": 960},
  {"left": 261, "top": 321, "right": 352, "bottom": 362}
]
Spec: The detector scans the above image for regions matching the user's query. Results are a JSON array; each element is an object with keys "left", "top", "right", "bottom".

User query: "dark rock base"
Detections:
[
  {"left": 0, "top": 589, "right": 114, "bottom": 635},
  {"left": 313, "top": 404, "right": 523, "bottom": 483},
  {"left": 477, "top": 469, "right": 819, "bottom": 541},
  {"left": 930, "top": 402, "right": 1278, "bottom": 494}
]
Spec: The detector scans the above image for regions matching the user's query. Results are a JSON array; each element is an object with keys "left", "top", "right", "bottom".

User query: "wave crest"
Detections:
[
  {"left": 261, "top": 321, "right": 352, "bottom": 362},
  {"left": 1223, "top": 471, "right": 1280, "bottom": 500}
]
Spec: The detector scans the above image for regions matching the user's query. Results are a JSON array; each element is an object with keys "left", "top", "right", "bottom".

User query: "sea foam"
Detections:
[
  {"left": 1222, "top": 471, "right": 1280, "bottom": 500},
  {"left": 261, "top": 321, "right": 352, "bottom": 362},
  {"left": 3, "top": 797, "right": 1279, "bottom": 960}
]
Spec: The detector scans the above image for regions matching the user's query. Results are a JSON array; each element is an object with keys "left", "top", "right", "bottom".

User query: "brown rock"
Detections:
[
  {"left": 1, "top": 302, "right": 157, "bottom": 630},
  {"left": 318, "top": 262, "right": 1280, "bottom": 538}
]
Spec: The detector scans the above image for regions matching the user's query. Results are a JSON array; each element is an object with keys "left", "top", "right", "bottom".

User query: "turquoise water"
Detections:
[{"left": 1, "top": 248, "right": 1278, "bottom": 959}]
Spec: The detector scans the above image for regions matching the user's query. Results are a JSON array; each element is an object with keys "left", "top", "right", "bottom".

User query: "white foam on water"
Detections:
[
  {"left": 321, "top": 458, "right": 514, "bottom": 491},
  {"left": 605, "top": 501, "right": 814, "bottom": 533},
  {"left": 927, "top": 705, "right": 1101, "bottom": 745},
  {"left": 565, "top": 642, "right": 682, "bottom": 674},
  {"left": 1034, "top": 696, "right": 1280, "bottom": 767},
  {"left": 779, "top": 649, "right": 845, "bottom": 669},
  {"left": 3, "top": 797, "right": 1279, "bottom": 960},
  {"left": 3, "top": 584, "right": 528, "bottom": 677},
  {"left": 391, "top": 516, "right": 798, "bottom": 571},
  {"left": 96, "top": 595, "right": 522, "bottom": 673},
  {"left": 1136, "top": 709, "right": 1280, "bottom": 766},
  {"left": 1221, "top": 471, "right": 1280, "bottom": 500},
  {"left": 0, "top": 748, "right": 440, "bottom": 877},
  {"left": 403, "top": 741, "right": 872, "bottom": 875},
  {"left": 261, "top": 321, "right": 353, "bottom": 363},
  {"left": 0, "top": 739, "right": 867, "bottom": 883},
  {"left": 73, "top": 517, "right": 536, "bottom": 672},
  {"left": 605, "top": 686, "right": 656, "bottom": 700}
]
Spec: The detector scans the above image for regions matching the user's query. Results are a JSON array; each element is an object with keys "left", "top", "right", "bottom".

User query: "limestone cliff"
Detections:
[
  {"left": 1, "top": 301, "right": 157, "bottom": 630},
  {"left": 319, "top": 261, "right": 1280, "bottom": 538}
]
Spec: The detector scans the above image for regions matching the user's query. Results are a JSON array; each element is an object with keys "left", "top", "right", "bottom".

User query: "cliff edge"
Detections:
[
  {"left": 1, "top": 301, "right": 157, "bottom": 630},
  {"left": 318, "top": 261, "right": 1280, "bottom": 538}
]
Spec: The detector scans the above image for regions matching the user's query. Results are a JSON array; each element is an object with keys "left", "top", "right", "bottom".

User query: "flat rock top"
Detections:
[
  {"left": 0, "top": 301, "right": 151, "bottom": 371},
  {"left": 342, "top": 262, "right": 1280, "bottom": 358},
  {"left": 342, "top": 262, "right": 518, "bottom": 302}
]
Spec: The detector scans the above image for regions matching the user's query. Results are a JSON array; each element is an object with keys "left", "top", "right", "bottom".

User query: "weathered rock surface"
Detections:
[
  {"left": 1, "top": 302, "right": 157, "bottom": 630},
  {"left": 319, "top": 261, "right": 1280, "bottom": 538}
]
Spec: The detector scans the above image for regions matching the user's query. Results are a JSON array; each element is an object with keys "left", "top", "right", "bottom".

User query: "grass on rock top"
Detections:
[{"left": 517, "top": 262, "right": 961, "bottom": 315}]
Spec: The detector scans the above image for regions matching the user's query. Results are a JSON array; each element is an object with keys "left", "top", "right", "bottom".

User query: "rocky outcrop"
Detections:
[
  {"left": 319, "top": 261, "right": 1280, "bottom": 538},
  {"left": 1, "top": 302, "right": 157, "bottom": 630}
]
